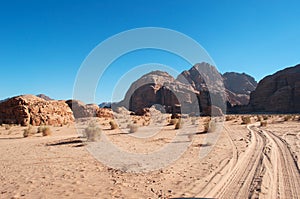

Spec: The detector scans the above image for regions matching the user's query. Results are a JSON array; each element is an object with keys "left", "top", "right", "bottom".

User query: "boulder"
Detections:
[{"left": 0, "top": 95, "right": 74, "bottom": 126}]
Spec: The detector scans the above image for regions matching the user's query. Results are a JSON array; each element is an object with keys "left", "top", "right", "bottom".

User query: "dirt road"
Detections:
[{"left": 189, "top": 123, "right": 300, "bottom": 199}]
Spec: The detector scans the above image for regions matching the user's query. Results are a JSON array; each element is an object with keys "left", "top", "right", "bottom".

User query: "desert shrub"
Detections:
[
  {"left": 37, "top": 126, "right": 45, "bottom": 133},
  {"left": 23, "top": 126, "right": 35, "bottom": 137},
  {"left": 128, "top": 124, "right": 138, "bottom": 133},
  {"left": 84, "top": 123, "right": 102, "bottom": 142},
  {"left": 241, "top": 116, "right": 251, "bottom": 124},
  {"left": 4, "top": 124, "right": 12, "bottom": 130},
  {"left": 175, "top": 120, "right": 182, "bottom": 129},
  {"left": 284, "top": 115, "right": 292, "bottom": 121},
  {"left": 262, "top": 115, "right": 269, "bottom": 120},
  {"left": 260, "top": 121, "right": 267, "bottom": 127},
  {"left": 191, "top": 117, "right": 196, "bottom": 125},
  {"left": 225, "top": 115, "right": 234, "bottom": 121},
  {"left": 109, "top": 120, "right": 118, "bottom": 130},
  {"left": 169, "top": 118, "right": 178, "bottom": 125},
  {"left": 42, "top": 126, "right": 52, "bottom": 136}
]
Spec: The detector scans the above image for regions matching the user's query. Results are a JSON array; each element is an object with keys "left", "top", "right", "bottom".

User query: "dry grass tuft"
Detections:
[
  {"left": 109, "top": 120, "right": 119, "bottom": 130},
  {"left": 42, "top": 127, "right": 52, "bottom": 136},
  {"left": 241, "top": 116, "right": 251, "bottom": 124},
  {"left": 128, "top": 124, "right": 138, "bottom": 133},
  {"left": 260, "top": 121, "right": 267, "bottom": 127},
  {"left": 4, "top": 124, "right": 12, "bottom": 130},
  {"left": 175, "top": 119, "right": 182, "bottom": 129},
  {"left": 84, "top": 123, "right": 102, "bottom": 142},
  {"left": 169, "top": 118, "right": 178, "bottom": 125},
  {"left": 23, "top": 126, "right": 35, "bottom": 137}
]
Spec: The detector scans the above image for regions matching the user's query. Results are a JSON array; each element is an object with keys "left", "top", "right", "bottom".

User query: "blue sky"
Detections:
[{"left": 0, "top": 0, "right": 299, "bottom": 103}]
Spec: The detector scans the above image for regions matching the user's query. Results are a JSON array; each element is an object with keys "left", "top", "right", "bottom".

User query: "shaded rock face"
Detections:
[
  {"left": 118, "top": 63, "right": 228, "bottom": 116},
  {"left": 0, "top": 95, "right": 74, "bottom": 126},
  {"left": 36, "top": 94, "right": 53, "bottom": 101},
  {"left": 249, "top": 64, "right": 300, "bottom": 113},
  {"left": 117, "top": 70, "right": 200, "bottom": 115},
  {"left": 65, "top": 100, "right": 99, "bottom": 118},
  {"left": 66, "top": 100, "right": 113, "bottom": 118},
  {"left": 223, "top": 72, "right": 257, "bottom": 105},
  {"left": 129, "top": 83, "right": 181, "bottom": 115}
]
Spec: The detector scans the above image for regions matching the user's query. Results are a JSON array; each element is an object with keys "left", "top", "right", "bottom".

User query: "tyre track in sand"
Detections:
[
  {"left": 259, "top": 129, "right": 300, "bottom": 199},
  {"left": 183, "top": 123, "right": 300, "bottom": 199}
]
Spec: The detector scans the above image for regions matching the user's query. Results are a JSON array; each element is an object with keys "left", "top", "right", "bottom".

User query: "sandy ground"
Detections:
[{"left": 0, "top": 115, "right": 299, "bottom": 198}]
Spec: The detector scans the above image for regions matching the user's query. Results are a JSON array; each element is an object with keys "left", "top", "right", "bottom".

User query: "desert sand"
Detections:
[{"left": 0, "top": 115, "right": 299, "bottom": 198}]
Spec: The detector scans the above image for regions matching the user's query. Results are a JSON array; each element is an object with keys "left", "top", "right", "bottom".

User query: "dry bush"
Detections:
[
  {"left": 23, "top": 126, "right": 35, "bottom": 137},
  {"left": 169, "top": 118, "right": 178, "bottom": 125},
  {"left": 84, "top": 123, "right": 102, "bottom": 142},
  {"left": 284, "top": 115, "right": 292, "bottom": 121},
  {"left": 262, "top": 115, "right": 269, "bottom": 120},
  {"left": 191, "top": 117, "right": 196, "bottom": 125},
  {"left": 260, "top": 121, "right": 267, "bottom": 127},
  {"left": 225, "top": 115, "right": 234, "bottom": 121},
  {"left": 4, "top": 124, "right": 12, "bottom": 130},
  {"left": 109, "top": 120, "right": 118, "bottom": 130},
  {"left": 241, "top": 116, "right": 251, "bottom": 124},
  {"left": 42, "top": 127, "right": 52, "bottom": 136},
  {"left": 175, "top": 120, "right": 182, "bottom": 129},
  {"left": 128, "top": 124, "right": 138, "bottom": 133}
]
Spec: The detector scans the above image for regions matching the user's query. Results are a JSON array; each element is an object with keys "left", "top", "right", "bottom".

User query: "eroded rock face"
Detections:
[
  {"left": 65, "top": 100, "right": 99, "bottom": 118},
  {"left": 223, "top": 72, "right": 257, "bottom": 105},
  {"left": 66, "top": 100, "right": 113, "bottom": 118},
  {"left": 249, "top": 64, "right": 300, "bottom": 113},
  {"left": 0, "top": 95, "right": 74, "bottom": 126},
  {"left": 117, "top": 70, "right": 201, "bottom": 115}
]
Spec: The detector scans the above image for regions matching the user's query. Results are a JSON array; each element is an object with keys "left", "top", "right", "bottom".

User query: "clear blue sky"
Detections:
[{"left": 0, "top": 0, "right": 299, "bottom": 103}]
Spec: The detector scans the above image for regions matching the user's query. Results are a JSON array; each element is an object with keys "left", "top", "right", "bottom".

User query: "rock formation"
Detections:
[
  {"left": 0, "top": 95, "right": 74, "bottom": 126},
  {"left": 65, "top": 100, "right": 99, "bottom": 118},
  {"left": 223, "top": 72, "right": 257, "bottom": 105},
  {"left": 249, "top": 64, "right": 300, "bottom": 113},
  {"left": 116, "top": 70, "right": 201, "bottom": 115},
  {"left": 66, "top": 100, "right": 113, "bottom": 118},
  {"left": 36, "top": 94, "right": 53, "bottom": 101}
]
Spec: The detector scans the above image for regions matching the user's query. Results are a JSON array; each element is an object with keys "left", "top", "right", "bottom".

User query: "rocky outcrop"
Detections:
[
  {"left": 249, "top": 64, "right": 300, "bottom": 113},
  {"left": 66, "top": 100, "right": 113, "bottom": 118},
  {"left": 65, "top": 100, "right": 99, "bottom": 118},
  {"left": 117, "top": 70, "right": 201, "bottom": 115},
  {"left": 117, "top": 63, "right": 230, "bottom": 116},
  {"left": 223, "top": 72, "right": 257, "bottom": 105},
  {"left": 0, "top": 95, "right": 74, "bottom": 126},
  {"left": 96, "top": 108, "right": 113, "bottom": 118}
]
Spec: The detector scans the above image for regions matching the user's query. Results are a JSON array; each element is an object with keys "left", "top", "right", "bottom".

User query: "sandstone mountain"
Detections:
[
  {"left": 116, "top": 70, "right": 202, "bottom": 115},
  {"left": 249, "top": 64, "right": 300, "bottom": 113},
  {"left": 117, "top": 62, "right": 256, "bottom": 115},
  {"left": 223, "top": 72, "right": 257, "bottom": 105},
  {"left": 0, "top": 95, "right": 74, "bottom": 126}
]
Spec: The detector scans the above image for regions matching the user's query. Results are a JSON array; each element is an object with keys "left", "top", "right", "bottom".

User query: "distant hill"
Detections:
[{"left": 36, "top": 94, "right": 53, "bottom": 101}]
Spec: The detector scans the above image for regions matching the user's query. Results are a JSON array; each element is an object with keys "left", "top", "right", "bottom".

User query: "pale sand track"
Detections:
[{"left": 189, "top": 123, "right": 300, "bottom": 199}]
